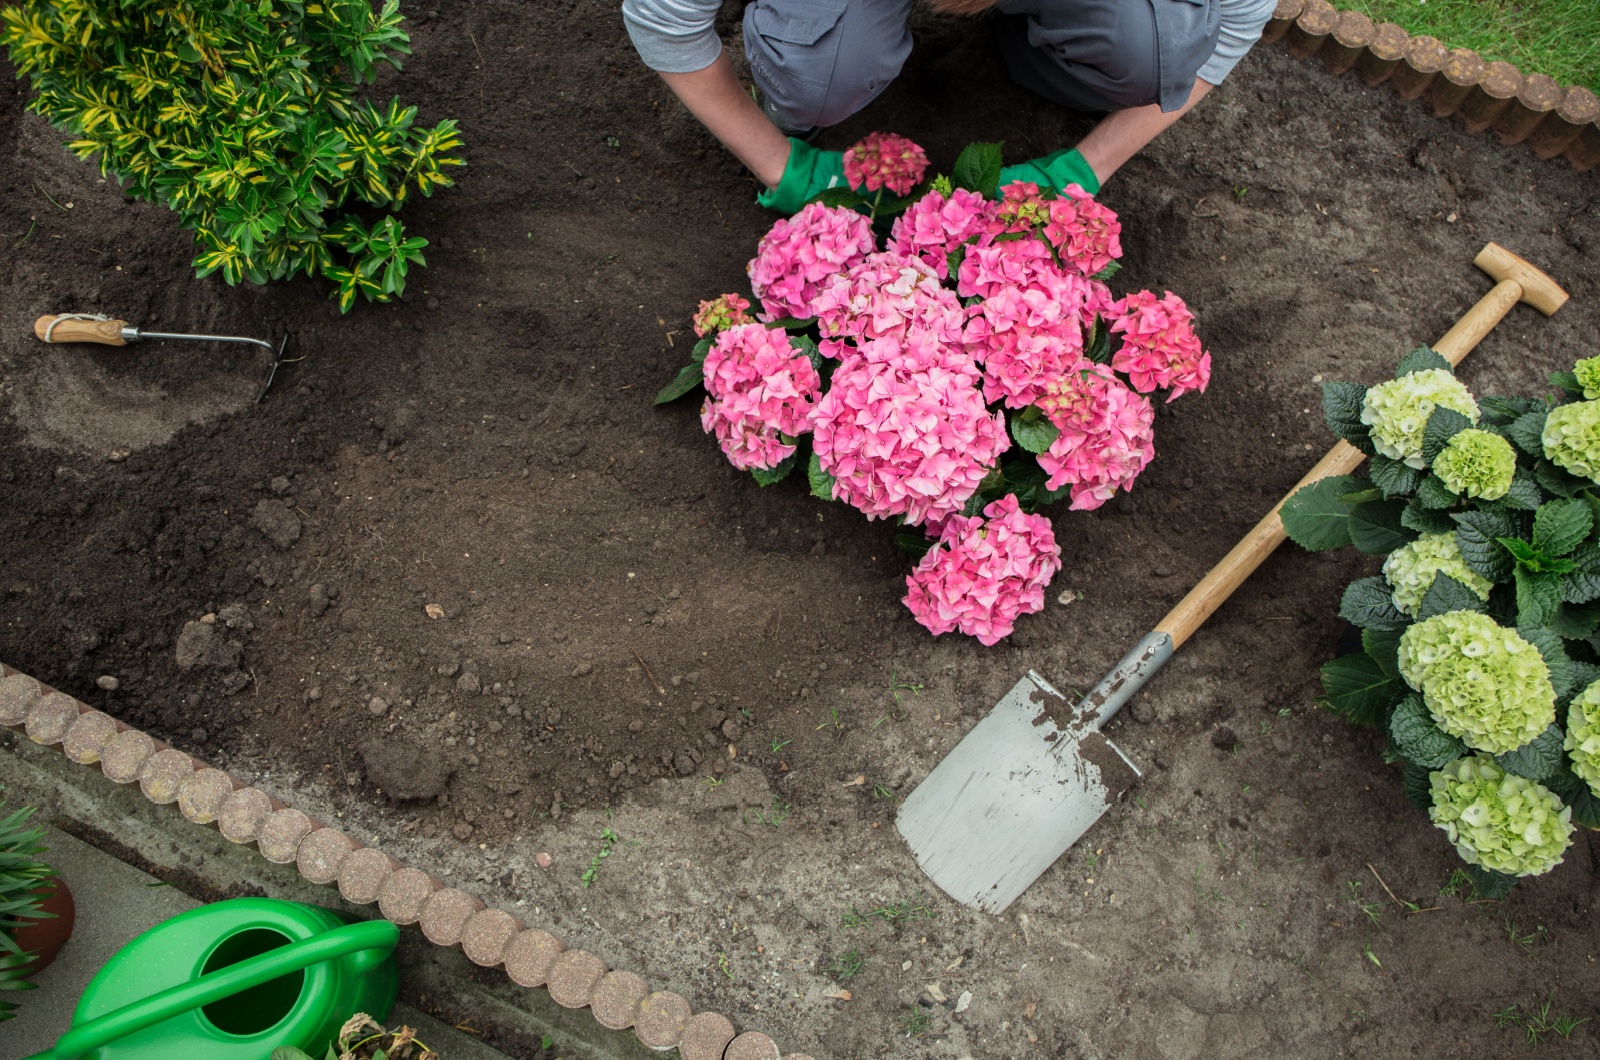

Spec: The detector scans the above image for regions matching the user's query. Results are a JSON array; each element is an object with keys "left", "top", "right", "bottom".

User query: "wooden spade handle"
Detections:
[
  {"left": 33, "top": 315, "right": 129, "bottom": 346},
  {"left": 1154, "top": 275, "right": 1531, "bottom": 650}
]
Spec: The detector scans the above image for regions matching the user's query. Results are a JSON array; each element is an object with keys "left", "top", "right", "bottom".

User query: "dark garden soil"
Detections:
[{"left": 4, "top": 4, "right": 1600, "bottom": 1058}]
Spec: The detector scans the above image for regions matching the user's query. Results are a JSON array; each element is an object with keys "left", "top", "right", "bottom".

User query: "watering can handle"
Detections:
[{"left": 24, "top": 919, "right": 399, "bottom": 1060}]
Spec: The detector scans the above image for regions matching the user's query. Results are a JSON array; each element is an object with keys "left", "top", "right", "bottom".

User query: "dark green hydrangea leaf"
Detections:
[
  {"left": 894, "top": 533, "right": 935, "bottom": 559},
  {"left": 691, "top": 336, "right": 715, "bottom": 362},
  {"left": 1395, "top": 347, "right": 1452, "bottom": 377},
  {"left": 1563, "top": 542, "right": 1600, "bottom": 604},
  {"left": 789, "top": 333, "right": 824, "bottom": 371},
  {"left": 951, "top": 141, "right": 1004, "bottom": 197},
  {"left": 1348, "top": 499, "right": 1415, "bottom": 555},
  {"left": 1545, "top": 769, "right": 1600, "bottom": 828},
  {"left": 1550, "top": 370, "right": 1584, "bottom": 398},
  {"left": 1564, "top": 661, "right": 1600, "bottom": 699},
  {"left": 1402, "top": 762, "right": 1434, "bottom": 810},
  {"left": 1280, "top": 475, "right": 1367, "bottom": 551},
  {"left": 761, "top": 317, "right": 814, "bottom": 333},
  {"left": 1453, "top": 510, "right": 1519, "bottom": 582},
  {"left": 1493, "top": 723, "right": 1565, "bottom": 782},
  {"left": 1415, "top": 474, "right": 1459, "bottom": 510},
  {"left": 1515, "top": 568, "right": 1565, "bottom": 631},
  {"left": 1465, "top": 865, "right": 1518, "bottom": 900},
  {"left": 653, "top": 361, "right": 704, "bottom": 405},
  {"left": 1550, "top": 600, "right": 1600, "bottom": 640},
  {"left": 1362, "top": 627, "right": 1404, "bottom": 678},
  {"left": 1340, "top": 577, "right": 1409, "bottom": 630},
  {"left": 1389, "top": 695, "right": 1467, "bottom": 769},
  {"left": 1479, "top": 395, "right": 1547, "bottom": 426},
  {"left": 1507, "top": 410, "right": 1550, "bottom": 456},
  {"left": 1517, "top": 626, "right": 1574, "bottom": 697},
  {"left": 1535, "top": 460, "right": 1585, "bottom": 498},
  {"left": 1010, "top": 407, "right": 1060, "bottom": 455},
  {"left": 1533, "top": 498, "right": 1594, "bottom": 557},
  {"left": 1321, "top": 381, "right": 1374, "bottom": 453},
  {"left": 1319, "top": 652, "right": 1405, "bottom": 726},
  {"left": 808, "top": 451, "right": 836, "bottom": 501},
  {"left": 808, "top": 186, "right": 868, "bottom": 209},
  {"left": 1416, "top": 574, "right": 1489, "bottom": 620},
  {"left": 1369, "top": 453, "right": 1423, "bottom": 498},
  {"left": 1085, "top": 320, "right": 1112, "bottom": 364},
  {"left": 1481, "top": 470, "right": 1545, "bottom": 512},
  {"left": 1337, "top": 485, "right": 1384, "bottom": 505},
  {"left": 1401, "top": 501, "right": 1456, "bottom": 535},
  {"left": 751, "top": 452, "right": 797, "bottom": 487},
  {"left": 1422, "top": 406, "right": 1474, "bottom": 464}
]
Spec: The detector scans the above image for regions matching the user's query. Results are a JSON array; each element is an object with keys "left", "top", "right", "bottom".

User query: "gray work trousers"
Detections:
[{"left": 744, "top": 0, "right": 1222, "bottom": 133}]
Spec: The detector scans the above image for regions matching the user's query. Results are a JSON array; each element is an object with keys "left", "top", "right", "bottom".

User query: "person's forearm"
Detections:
[
  {"left": 659, "top": 53, "right": 792, "bottom": 188},
  {"left": 1075, "top": 78, "right": 1214, "bottom": 186}
]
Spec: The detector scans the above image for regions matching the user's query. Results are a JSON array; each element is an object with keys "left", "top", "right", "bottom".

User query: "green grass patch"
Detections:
[{"left": 1337, "top": 0, "right": 1600, "bottom": 94}]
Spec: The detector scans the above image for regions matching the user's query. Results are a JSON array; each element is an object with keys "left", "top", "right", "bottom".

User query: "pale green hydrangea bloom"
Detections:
[
  {"left": 1397, "top": 611, "right": 1555, "bottom": 753},
  {"left": 1564, "top": 682, "right": 1600, "bottom": 797},
  {"left": 1574, "top": 356, "right": 1600, "bottom": 400},
  {"left": 1430, "top": 428, "right": 1516, "bottom": 500},
  {"left": 1429, "top": 755, "right": 1572, "bottom": 876},
  {"left": 1542, "top": 399, "right": 1600, "bottom": 481},
  {"left": 1382, "top": 533, "right": 1493, "bottom": 615},
  {"left": 1360, "top": 369, "right": 1479, "bottom": 469}
]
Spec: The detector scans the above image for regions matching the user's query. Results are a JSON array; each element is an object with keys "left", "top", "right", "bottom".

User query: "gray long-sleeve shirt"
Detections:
[{"left": 621, "top": 0, "right": 1276, "bottom": 85}]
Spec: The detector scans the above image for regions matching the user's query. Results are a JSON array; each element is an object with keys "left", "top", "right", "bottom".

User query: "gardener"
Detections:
[{"left": 621, "top": 0, "right": 1276, "bottom": 212}]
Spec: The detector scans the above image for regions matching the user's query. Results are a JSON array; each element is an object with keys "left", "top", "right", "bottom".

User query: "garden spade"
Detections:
[
  {"left": 33, "top": 313, "right": 291, "bottom": 403},
  {"left": 897, "top": 243, "right": 1570, "bottom": 914}
]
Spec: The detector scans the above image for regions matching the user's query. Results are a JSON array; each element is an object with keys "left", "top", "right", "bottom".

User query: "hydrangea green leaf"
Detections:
[
  {"left": 1514, "top": 567, "right": 1564, "bottom": 631},
  {"left": 1362, "top": 627, "right": 1404, "bottom": 678},
  {"left": 1416, "top": 574, "right": 1490, "bottom": 621},
  {"left": 789, "top": 334, "right": 824, "bottom": 371},
  {"left": 1464, "top": 864, "right": 1518, "bottom": 899},
  {"left": 691, "top": 336, "right": 715, "bottom": 362},
  {"left": 1422, "top": 406, "right": 1474, "bottom": 464},
  {"left": 1517, "top": 626, "right": 1574, "bottom": 697},
  {"left": 1085, "top": 320, "right": 1112, "bottom": 365},
  {"left": 808, "top": 186, "right": 869, "bottom": 210},
  {"left": 653, "top": 360, "right": 704, "bottom": 405},
  {"left": 1415, "top": 474, "right": 1459, "bottom": 510},
  {"left": 1369, "top": 454, "right": 1423, "bottom": 498},
  {"left": 761, "top": 317, "right": 815, "bottom": 333},
  {"left": 1493, "top": 723, "right": 1565, "bottom": 782},
  {"left": 1319, "top": 652, "right": 1405, "bottom": 726},
  {"left": 1534, "top": 460, "right": 1585, "bottom": 498},
  {"left": 1550, "top": 600, "right": 1600, "bottom": 640},
  {"left": 1550, "top": 369, "right": 1584, "bottom": 397},
  {"left": 1010, "top": 407, "right": 1060, "bottom": 455},
  {"left": 951, "top": 141, "right": 1004, "bottom": 198},
  {"left": 1532, "top": 498, "right": 1593, "bottom": 557},
  {"left": 1280, "top": 475, "right": 1365, "bottom": 551},
  {"left": 1401, "top": 502, "right": 1456, "bottom": 535},
  {"left": 1402, "top": 762, "right": 1434, "bottom": 810},
  {"left": 1389, "top": 694, "right": 1467, "bottom": 769},
  {"left": 1321, "top": 381, "right": 1374, "bottom": 453},
  {"left": 751, "top": 452, "right": 797, "bottom": 487},
  {"left": 1348, "top": 499, "right": 1414, "bottom": 555},
  {"left": 807, "top": 451, "right": 836, "bottom": 501},
  {"left": 1453, "top": 510, "right": 1519, "bottom": 582},
  {"left": 1480, "top": 470, "right": 1544, "bottom": 512},
  {"left": 1507, "top": 410, "right": 1550, "bottom": 456},
  {"left": 894, "top": 533, "right": 935, "bottom": 558},
  {"left": 1340, "top": 576, "right": 1409, "bottom": 630},
  {"left": 1394, "top": 347, "right": 1452, "bottom": 377},
  {"left": 1480, "top": 395, "right": 1546, "bottom": 425}
]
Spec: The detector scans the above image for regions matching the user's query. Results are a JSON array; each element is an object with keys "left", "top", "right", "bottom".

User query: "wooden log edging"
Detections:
[
  {"left": 0, "top": 662, "right": 814, "bottom": 1060},
  {"left": 1260, "top": 0, "right": 1599, "bottom": 172}
]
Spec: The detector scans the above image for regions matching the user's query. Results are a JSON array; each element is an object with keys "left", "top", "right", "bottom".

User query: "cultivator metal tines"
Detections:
[{"left": 33, "top": 313, "right": 291, "bottom": 402}]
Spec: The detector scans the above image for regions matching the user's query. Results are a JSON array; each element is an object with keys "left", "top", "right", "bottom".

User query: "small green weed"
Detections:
[
  {"left": 899, "top": 1007, "right": 932, "bottom": 1037},
  {"left": 1346, "top": 881, "right": 1384, "bottom": 927},
  {"left": 743, "top": 797, "right": 791, "bottom": 828},
  {"left": 842, "top": 894, "right": 936, "bottom": 930},
  {"left": 580, "top": 826, "right": 619, "bottom": 888},
  {"left": 769, "top": 737, "right": 792, "bottom": 754},
  {"left": 828, "top": 949, "right": 865, "bottom": 980},
  {"left": 1494, "top": 996, "right": 1591, "bottom": 1046}
]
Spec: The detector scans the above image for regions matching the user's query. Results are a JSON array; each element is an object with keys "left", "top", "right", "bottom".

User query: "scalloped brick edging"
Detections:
[
  {"left": 1262, "top": 0, "right": 1599, "bottom": 172},
  {"left": 0, "top": 661, "right": 816, "bottom": 1060}
]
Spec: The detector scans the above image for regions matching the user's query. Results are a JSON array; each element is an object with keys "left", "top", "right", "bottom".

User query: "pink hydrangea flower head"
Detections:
[
  {"left": 903, "top": 494, "right": 1063, "bottom": 645},
  {"left": 963, "top": 269, "right": 1095, "bottom": 407},
  {"left": 699, "top": 323, "right": 823, "bottom": 471},
  {"left": 1043, "top": 186, "right": 1123, "bottom": 277},
  {"left": 810, "top": 344, "right": 1008, "bottom": 526},
  {"left": 1036, "top": 362, "right": 1155, "bottom": 510},
  {"left": 747, "top": 202, "right": 876, "bottom": 322},
  {"left": 1107, "top": 290, "right": 1211, "bottom": 401},
  {"left": 886, "top": 188, "right": 997, "bottom": 279},
  {"left": 992, "top": 180, "right": 1049, "bottom": 233},
  {"left": 955, "top": 235, "right": 1058, "bottom": 300},
  {"left": 811, "top": 251, "right": 966, "bottom": 346},
  {"left": 842, "top": 132, "right": 930, "bottom": 197},
  {"left": 692, "top": 292, "right": 753, "bottom": 337}
]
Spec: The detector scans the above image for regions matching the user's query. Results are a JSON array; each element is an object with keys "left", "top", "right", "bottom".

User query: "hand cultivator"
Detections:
[
  {"left": 33, "top": 313, "right": 291, "bottom": 403},
  {"left": 898, "top": 243, "right": 1570, "bottom": 914}
]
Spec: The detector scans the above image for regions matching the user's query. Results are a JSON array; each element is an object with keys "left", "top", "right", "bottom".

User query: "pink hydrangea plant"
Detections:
[
  {"left": 991, "top": 180, "right": 1049, "bottom": 233},
  {"left": 962, "top": 268, "right": 1097, "bottom": 407},
  {"left": 903, "top": 494, "right": 1062, "bottom": 645},
  {"left": 810, "top": 336, "right": 1007, "bottom": 526},
  {"left": 1042, "top": 186, "right": 1122, "bottom": 277},
  {"left": 692, "top": 293, "right": 752, "bottom": 337},
  {"left": 810, "top": 251, "right": 966, "bottom": 346},
  {"left": 1107, "top": 290, "right": 1211, "bottom": 401},
  {"left": 843, "top": 132, "right": 929, "bottom": 197},
  {"left": 955, "top": 236, "right": 1059, "bottom": 300},
  {"left": 886, "top": 188, "right": 996, "bottom": 279},
  {"left": 1035, "top": 362, "right": 1155, "bottom": 510},
  {"left": 700, "top": 323, "right": 822, "bottom": 471},
  {"left": 747, "top": 202, "right": 876, "bottom": 322}
]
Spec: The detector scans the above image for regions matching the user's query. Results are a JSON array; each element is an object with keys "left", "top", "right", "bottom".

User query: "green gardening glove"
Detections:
[
  {"left": 757, "top": 138, "right": 847, "bottom": 215},
  {"left": 998, "top": 147, "right": 1102, "bottom": 197}
]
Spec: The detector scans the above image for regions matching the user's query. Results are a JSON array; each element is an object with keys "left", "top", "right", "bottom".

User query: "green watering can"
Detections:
[{"left": 21, "top": 898, "right": 399, "bottom": 1060}]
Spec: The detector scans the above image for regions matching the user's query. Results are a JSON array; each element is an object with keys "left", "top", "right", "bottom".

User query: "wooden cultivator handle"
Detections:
[
  {"left": 1154, "top": 243, "right": 1570, "bottom": 650},
  {"left": 34, "top": 315, "right": 130, "bottom": 346}
]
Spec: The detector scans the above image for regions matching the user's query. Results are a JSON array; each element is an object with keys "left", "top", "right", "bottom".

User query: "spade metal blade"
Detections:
[{"left": 896, "top": 672, "right": 1141, "bottom": 914}]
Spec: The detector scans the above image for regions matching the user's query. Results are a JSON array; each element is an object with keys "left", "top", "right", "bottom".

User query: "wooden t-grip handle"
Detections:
[{"left": 34, "top": 315, "right": 129, "bottom": 346}]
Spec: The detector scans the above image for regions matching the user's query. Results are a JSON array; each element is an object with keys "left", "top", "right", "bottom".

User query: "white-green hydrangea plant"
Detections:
[
  {"left": 1398, "top": 611, "right": 1555, "bottom": 754},
  {"left": 1542, "top": 399, "right": 1600, "bottom": 482},
  {"left": 1382, "top": 533, "right": 1493, "bottom": 615},
  {"left": 1565, "top": 682, "right": 1600, "bottom": 796},
  {"left": 1429, "top": 755, "right": 1573, "bottom": 877},
  {"left": 1430, "top": 428, "right": 1516, "bottom": 500},
  {"left": 1360, "top": 368, "right": 1479, "bottom": 469},
  {"left": 1573, "top": 355, "right": 1600, "bottom": 400}
]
